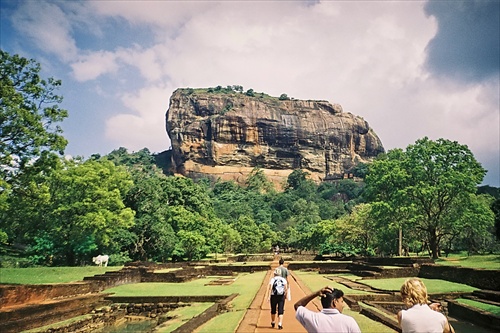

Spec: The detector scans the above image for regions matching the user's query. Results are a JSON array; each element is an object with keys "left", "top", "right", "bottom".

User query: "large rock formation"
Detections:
[{"left": 165, "top": 88, "right": 384, "bottom": 187}]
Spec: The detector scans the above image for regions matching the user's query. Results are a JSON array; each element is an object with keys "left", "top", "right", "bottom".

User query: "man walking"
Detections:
[
  {"left": 294, "top": 286, "right": 361, "bottom": 333},
  {"left": 278, "top": 258, "right": 290, "bottom": 300}
]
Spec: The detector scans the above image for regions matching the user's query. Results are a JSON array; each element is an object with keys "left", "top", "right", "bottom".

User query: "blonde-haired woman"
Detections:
[{"left": 398, "top": 278, "right": 455, "bottom": 333}]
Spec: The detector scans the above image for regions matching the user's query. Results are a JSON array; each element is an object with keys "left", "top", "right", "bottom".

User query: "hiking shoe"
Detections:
[
  {"left": 278, "top": 324, "right": 283, "bottom": 330},
  {"left": 271, "top": 322, "right": 275, "bottom": 328}
]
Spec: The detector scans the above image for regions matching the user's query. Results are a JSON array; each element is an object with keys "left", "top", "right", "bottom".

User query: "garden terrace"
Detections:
[{"left": 1, "top": 256, "right": 499, "bottom": 333}]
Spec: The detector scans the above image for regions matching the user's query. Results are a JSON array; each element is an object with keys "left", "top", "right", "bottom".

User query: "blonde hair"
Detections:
[{"left": 400, "top": 278, "right": 429, "bottom": 307}]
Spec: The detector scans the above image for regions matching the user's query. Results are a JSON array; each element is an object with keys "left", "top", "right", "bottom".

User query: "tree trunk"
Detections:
[
  {"left": 429, "top": 230, "right": 439, "bottom": 259},
  {"left": 398, "top": 227, "right": 402, "bottom": 256}
]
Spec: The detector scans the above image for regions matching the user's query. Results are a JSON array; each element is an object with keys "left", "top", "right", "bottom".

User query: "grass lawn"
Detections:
[
  {"left": 106, "top": 273, "right": 261, "bottom": 296},
  {"left": 105, "top": 271, "right": 266, "bottom": 333},
  {"left": 456, "top": 298, "right": 500, "bottom": 316},
  {"left": 294, "top": 271, "right": 372, "bottom": 295},
  {"left": 189, "top": 271, "right": 266, "bottom": 333},
  {"left": 361, "top": 277, "right": 477, "bottom": 293},
  {"left": 209, "top": 261, "right": 271, "bottom": 266},
  {"left": 0, "top": 266, "right": 123, "bottom": 284},
  {"left": 156, "top": 302, "right": 214, "bottom": 333},
  {"left": 435, "top": 254, "right": 500, "bottom": 270}
]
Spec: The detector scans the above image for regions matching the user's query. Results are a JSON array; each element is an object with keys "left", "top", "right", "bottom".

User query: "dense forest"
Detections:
[{"left": 2, "top": 50, "right": 499, "bottom": 267}]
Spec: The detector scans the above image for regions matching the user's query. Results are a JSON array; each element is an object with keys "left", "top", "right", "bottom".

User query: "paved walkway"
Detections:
[{"left": 236, "top": 260, "right": 322, "bottom": 333}]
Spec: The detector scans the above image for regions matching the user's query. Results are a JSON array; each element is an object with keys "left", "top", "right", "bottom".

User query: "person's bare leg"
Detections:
[
  {"left": 278, "top": 314, "right": 283, "bottom": 329},
  {"left": 271, "top": 313, "right": 276, "bottom": 327}
]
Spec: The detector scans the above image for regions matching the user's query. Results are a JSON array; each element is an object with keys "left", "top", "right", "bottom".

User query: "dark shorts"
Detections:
[{"left": 270, "top": 294, "right": 285, "bottom": 315}]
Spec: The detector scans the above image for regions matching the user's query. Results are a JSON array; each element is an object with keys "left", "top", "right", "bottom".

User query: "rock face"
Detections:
[{"left": 165, "top": 88, "right": 384, "bottom": 186}]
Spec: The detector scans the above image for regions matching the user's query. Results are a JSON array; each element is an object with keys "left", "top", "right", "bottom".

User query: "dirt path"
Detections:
[{"left": 236, "top": 260, "right": 321, "bottom": 333}]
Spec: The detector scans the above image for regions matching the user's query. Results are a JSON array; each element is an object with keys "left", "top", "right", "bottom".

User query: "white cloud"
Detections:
[
  {"left": 105, "top": 84, "right": 173, "bottom": 153},
  {"left": 71, "top": 50, "right": 119, "bottom": 81},
  {"left": 8, "top": 0, "right": 497, "bottom": 183},
  {"left": 11, "top": 1, "right": 77, "bottom": 61}
]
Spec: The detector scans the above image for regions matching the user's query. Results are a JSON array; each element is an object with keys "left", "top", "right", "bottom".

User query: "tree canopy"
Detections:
[
  {"left": 0, "top": 51, "right": 68, "bottom": 176},
  {"left": 365, "top": 137, "right": 490, "bottom": 258}
]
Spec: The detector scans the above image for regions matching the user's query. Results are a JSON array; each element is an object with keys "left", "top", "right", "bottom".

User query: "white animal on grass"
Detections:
[{"left": 92, "top": 254, "right": 109, "bottom": 267}]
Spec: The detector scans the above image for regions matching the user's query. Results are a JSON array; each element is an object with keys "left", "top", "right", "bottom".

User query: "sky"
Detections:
[{"left": 1, "top": 0, "right": 499, "bottom": 186}]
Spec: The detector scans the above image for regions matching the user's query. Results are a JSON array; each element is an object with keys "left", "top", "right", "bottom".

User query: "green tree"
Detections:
[
  {"left": 245, "top": 168, "right": 275, "bottom": 194},
  {"left": 334, "top": 203, "right": 377, "bottom": 256},
  {"left": 232, "top": 215, "right": 261, "bottom": 254},
  {"left": 365, "top": 137, "right": 486, "bottom": 258},
  {"left": 176, "top": 230, "right": 206, "bottom": 261},
  {"left": 9, "top": 158, "right": 135, "bottom": 265},
  {"left": 454, "top": 194, "right": 495, "bottom": 255},
  {"left": 124, "top": 170, "right": 176, "bottom": 261},
  {"left": 285, "top": 170, "right": 309, "bottom": 191},
  {"left": 0, "top": 51, "right": 68, "bottom": 176},
  {"left": 492, "top": 198, "right": 500, "bottom": 240},
  {"left": 1, "top": 51, "right": 68, "bottom": 242},
  {"left": 218, "top": 224, "right": 241, "bottom": 254}
]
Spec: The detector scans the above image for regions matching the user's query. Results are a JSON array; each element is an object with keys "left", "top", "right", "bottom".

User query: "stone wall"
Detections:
[
  {"left": 0, "top": 293, "right": 108, "bottom": 333},
  {"left": 447, "top": 299, "right": 500, "bottom": 331},
  {"left": 105, "top": 295, "right": 231, "bottom": 304},
  {"left": 0, "top": 282, "right": 98, "bottom": 309},
  {"left": 419, "top": 264, "right": 500, "bottom": 291}
]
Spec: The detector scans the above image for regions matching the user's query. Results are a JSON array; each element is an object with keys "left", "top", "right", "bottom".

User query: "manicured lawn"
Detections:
[
  {"left": 186, "top": 271, "right": 266, "bottom": 333},
  {"left": 0, "top": 266, "right": 123, "bottom": 284},
  {"left": 294, "top": 271, "right": 372, "bottom": 295},
  {"left": 456, "top": 298, "right": 500, "bottom": 316},
  {"left": 435, "top": 254, "right": 500, "bottom": 270},
  {"left": 105, "top": 271, "right": 266, "bottom": 333},
  {"left": 106, "top": 273, "right": 261, "bottom": 296},
  {"left": 361, "top": 277, "right": 477, "bottom": 293}
]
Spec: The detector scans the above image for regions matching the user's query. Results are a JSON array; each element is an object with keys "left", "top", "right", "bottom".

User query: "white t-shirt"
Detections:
[
  {"left": 400, "top": 304, "right": 447, "bottom": 333},
  {"left": 295, "top": 306, "right": 361, "bottom": 333}
]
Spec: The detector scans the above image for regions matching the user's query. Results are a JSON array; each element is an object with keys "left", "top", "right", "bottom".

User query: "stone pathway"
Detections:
[{"left": 235, "top": 260, "right": 322, "bottom": 333}]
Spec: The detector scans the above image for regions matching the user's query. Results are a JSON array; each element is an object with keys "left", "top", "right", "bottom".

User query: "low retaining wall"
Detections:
[
  {"left": 25, "top": 309, "right": 127, "bottom": 333},
  {"left": 448, "top": 299, "right": 500, "bottom": 331},
  {"left": 0, "top": 282, "right": 99, "bottom": 309},
  {"left": 105, "top": 295, "right": 232, "bottom": 304},
  {"left": 419, "top": 265, "right": 500, "bottom": 291},
  {"left": 171, "top": 293, "right": 238, "bottom": 333},
  {"left": 1, "top": 268, "right": 143, "bottom": 309},
  {"left": 0, "top": 293, "right": 109, "bottom": 333}
]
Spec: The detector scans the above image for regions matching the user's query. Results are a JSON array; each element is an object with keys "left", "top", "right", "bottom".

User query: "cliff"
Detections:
[{"left": 165, "top": 88, "right": 384, "bottom": 186}]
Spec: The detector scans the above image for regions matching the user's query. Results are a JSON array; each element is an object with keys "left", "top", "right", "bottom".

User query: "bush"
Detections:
[{"left": 109, "top": 252, "right": 132, "bottom": 266}]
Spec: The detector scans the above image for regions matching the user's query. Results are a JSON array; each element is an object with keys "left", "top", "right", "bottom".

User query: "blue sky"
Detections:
[{"left": 1, "top": 0, "right": 499, "bottom": 186}]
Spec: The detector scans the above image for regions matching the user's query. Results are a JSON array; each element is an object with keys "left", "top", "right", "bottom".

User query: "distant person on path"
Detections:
[
  {"left": 398, "top": 278, "right": 455, "bottom": 333},
  {"left": 294, "top": 286, "right": 361, "bottom": 333},
  {"left": 278, "top": 257, "right": 291, "bottom": 300},
  {"left": 274, "top": 245, "right": 280, "bottom": 255},
  {"left": 265, "top": 267, "right": 288, "bottom": 329}
]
